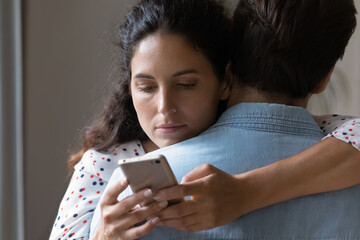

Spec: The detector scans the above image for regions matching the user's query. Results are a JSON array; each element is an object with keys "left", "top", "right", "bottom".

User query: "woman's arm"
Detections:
[
  {"left": 154, "top": 118, "right": 360, "bottom": 232},
  {"left": 243, "top": 137, "right": 360, "bottom": 212}
]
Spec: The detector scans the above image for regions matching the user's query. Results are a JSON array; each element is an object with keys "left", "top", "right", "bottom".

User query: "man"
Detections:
[{"left": 91, "top": 0, "right": 359, "bottom": 238}]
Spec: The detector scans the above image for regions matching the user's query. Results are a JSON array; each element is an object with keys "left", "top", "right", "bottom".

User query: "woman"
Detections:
[
  {"left": 50, "top": 1, "right": 230, "bottom": 239},
  {"left": 50, "top": 0, "right": 360, "bottom": 239}
]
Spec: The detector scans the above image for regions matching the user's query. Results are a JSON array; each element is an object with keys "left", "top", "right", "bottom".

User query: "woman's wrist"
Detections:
[
  {"left": 233, "top": 152, "right": 318, "bottom": 215},
  {"left": 242, "top": 168, "right": 282, "bottom": 211},
  {"left": 232, "top": 170, "right": 270, "bottom": 216}
]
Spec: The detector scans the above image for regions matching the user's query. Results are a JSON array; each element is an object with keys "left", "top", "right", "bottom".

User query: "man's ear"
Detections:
[
  {"left": 313, "top": 66, "right": 334, "bottom": 94},
  {"left": 219, "top": 63, "right": 232, "bottom": 100}
]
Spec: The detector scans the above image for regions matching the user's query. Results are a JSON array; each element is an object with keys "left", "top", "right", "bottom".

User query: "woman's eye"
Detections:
[
  {"left": 138, "top": 86, "right": 156, "bottom": 92},
  {"left": 177, "top": 83, "right": 197, "bottom": 89}
]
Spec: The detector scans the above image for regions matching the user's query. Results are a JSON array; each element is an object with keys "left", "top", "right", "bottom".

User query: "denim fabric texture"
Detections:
[{"left": 91, "top": 103, "right": 360, "bottom": 240}]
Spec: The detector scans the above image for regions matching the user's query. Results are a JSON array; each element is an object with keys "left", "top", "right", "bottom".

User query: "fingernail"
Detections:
[
  {"left": 153, "top": 193, "right": 160, "bottom": 200},
  {"left": 151, "top": 217, "right": 160, "bottom": 225},
  {"left": 144, "top": 189, "right": 152, "bottom": 197},
  {"left": 158, "top": 201, "right": 168, "bottom": 208},
  {"left": 181, "top": 176, "right": 187, "bottom": 183},
  {"left": 120, "top": 178, "right": 128, "bottom": 186}
]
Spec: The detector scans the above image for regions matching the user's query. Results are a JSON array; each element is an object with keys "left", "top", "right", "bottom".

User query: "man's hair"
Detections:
[{"left": 231, "top": 0, "right": 357, "bottom": 98}]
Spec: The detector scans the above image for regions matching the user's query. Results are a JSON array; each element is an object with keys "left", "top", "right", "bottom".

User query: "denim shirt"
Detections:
[{"left": 91, "top": 103, "right": 360, "bottom": 239}]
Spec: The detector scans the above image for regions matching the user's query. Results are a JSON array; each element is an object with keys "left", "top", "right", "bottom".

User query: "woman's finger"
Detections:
[
  {"left": 153, "top": 178, "right": 208, "bottom": 201},
  {"left": 123, "top": 217, "right": 160, "bottom": 240},
  {"left": 159, "top": 207, "right": 219, "bottom": 232},
  {"left": 158, "top": 213, "right": 199, "bottom": 232},
  {"left": 100, "top": 178, "right": 128, "bottom": 206},
  {"left": 115, "top": 188, "right": 153, "bottom": 213},
  {"left": 157, "top": 199, "right": 196, "bottom": 220},
  {"left": 153, "top": 165, "right": 219, "bottom": 202},
  {"left": 117, "top": 200, "right": 168, "bottom": 229}
]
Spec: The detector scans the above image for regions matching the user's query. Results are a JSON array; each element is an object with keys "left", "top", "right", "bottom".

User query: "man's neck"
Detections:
[{"left": 227, "top": 85, "right": 309, "bottom": 109}]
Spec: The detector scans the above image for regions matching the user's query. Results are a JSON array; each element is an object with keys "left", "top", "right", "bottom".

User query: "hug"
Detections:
[{"left": 51, "top": 0, "right": 360, "bottom": 239}]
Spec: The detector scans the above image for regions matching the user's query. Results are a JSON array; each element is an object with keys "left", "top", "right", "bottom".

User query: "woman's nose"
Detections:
[{"left": 157, "top": 89, "right": 177, "bottom": 115}]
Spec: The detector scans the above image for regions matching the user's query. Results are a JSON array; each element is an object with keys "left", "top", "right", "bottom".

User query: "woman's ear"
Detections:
[
  {"left": 313, "top": 66, "right": 334, "bottom": 94},
  {"left": 219, "top": 63, "right": 232, "bottom": 100},
  {"left": 219, "top": 81, "right": 231, "bottom": 101}
]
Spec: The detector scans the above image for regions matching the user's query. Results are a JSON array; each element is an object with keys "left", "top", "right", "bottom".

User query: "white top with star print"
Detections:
[
  {"left": 49, "top": 115, "right": 360, "bottom": 240},
  {"left": 49, "top": 140, "right": 146, "bottom": 240}
]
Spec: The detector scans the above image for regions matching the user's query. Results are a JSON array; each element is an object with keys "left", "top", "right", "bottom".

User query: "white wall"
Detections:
[{"left": 307, "top": 0, "right": 360, "bottom": 116}]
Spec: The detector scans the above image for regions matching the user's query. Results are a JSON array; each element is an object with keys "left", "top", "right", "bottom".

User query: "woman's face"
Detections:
[{"left": 130, "top": 34, "right": 229, "bottom": 148}]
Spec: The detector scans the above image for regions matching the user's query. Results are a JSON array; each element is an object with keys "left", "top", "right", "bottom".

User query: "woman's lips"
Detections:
[{"left": 155, "top": 124, "right": 186, "bottom": 134}]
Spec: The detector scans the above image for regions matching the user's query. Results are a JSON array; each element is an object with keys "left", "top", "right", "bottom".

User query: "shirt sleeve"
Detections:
[
  {"left": 89, "top": 167, "right": 134, "bottom": 237},
  {"left": 314, "top": 114, "right": 360, "bottom": 151},
  {"left": 49, "top": 150, "right": 110, "bottom": 240}
]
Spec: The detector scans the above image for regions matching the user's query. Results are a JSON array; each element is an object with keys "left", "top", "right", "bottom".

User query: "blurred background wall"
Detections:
[
  {"left": 24, "top": 1, "right": 134, "bottom": 239},
  {"left": 23, "top": 0, "right": 359, "bottom": 239}
]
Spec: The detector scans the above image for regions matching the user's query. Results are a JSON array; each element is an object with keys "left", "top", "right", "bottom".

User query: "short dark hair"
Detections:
[{"left": 231, "top": 0, "right": 357, "bottom": 98}]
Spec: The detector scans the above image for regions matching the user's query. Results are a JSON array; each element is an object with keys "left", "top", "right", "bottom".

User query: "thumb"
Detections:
[{"left": 101, "top": 178, "right": 128, "bottom": 205}]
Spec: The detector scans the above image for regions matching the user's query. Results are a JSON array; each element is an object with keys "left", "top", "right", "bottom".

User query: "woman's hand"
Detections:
[
  {"left": 91, "top": 178, "right": 168, "bottom": 240},
  {"left": 153, "top": 164, "right": 254, "bottom": 232}
]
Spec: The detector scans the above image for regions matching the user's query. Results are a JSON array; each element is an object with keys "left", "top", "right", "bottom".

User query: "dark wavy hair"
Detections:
[{"left": 68, "top": 0, "right": 231, "bottom": 172}]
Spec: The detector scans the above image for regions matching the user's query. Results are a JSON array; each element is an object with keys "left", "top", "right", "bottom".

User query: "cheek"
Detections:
[
  {"left": 131, "top": 94, "right": 153, "bottom": 131},
  {"left": 185, "top": 92, "right": 220, "bottom": 128}
]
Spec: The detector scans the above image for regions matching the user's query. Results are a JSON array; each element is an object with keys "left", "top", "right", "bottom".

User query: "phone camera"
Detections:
[{"left": 155, "top": 160, "right": 161, "bottom": 164}]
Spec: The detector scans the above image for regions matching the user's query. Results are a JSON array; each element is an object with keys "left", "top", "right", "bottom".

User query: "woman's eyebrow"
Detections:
[
  {"left": 172, "top": 69, "right": 199, "bottom": 77},
  {"left": 133, "top": 73, "right": 155, "bottom": 79},
  {"left": 133, "top": 69, "right": 199, "bottom": 79}
]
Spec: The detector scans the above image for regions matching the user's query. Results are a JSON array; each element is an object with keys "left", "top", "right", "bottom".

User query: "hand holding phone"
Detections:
[{"left": 118, "top": 154, "right": 182, "bottom": 205}]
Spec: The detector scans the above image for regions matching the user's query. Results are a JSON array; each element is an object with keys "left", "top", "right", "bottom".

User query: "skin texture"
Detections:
[{"left": 131, "top": 33, "right": 229, "bottom": 148}]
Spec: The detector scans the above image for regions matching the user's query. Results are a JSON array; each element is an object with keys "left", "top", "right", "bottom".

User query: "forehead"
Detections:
[
  {"left": 131, "top": 33, "right": 214, "bottom": 75},
  {"left": 134, "top": 33, "right": 199, "bottom": 58}
]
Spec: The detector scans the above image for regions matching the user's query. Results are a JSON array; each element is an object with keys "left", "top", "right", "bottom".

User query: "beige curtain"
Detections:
[{"left": 0, "top": 0, "right": 25, "bottom": 239}]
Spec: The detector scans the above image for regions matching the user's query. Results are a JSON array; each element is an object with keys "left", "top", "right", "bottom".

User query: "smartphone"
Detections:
[{"left": 118, "top": 154, "right": 182, "bottom": 205}]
